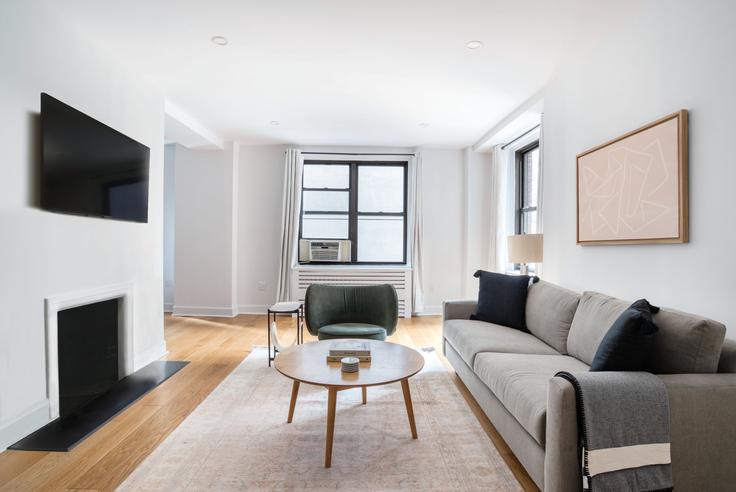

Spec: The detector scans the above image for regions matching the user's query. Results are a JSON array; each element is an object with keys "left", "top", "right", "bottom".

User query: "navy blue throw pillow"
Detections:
[
  {"left": 470, "top": 270, "right": 537, "bottom": 331},
  {"left": 590, "top": 299, "right": 660, "bottom": 372}
]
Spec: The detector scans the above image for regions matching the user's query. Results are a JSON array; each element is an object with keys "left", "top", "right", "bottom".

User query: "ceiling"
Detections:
[{"left": 44, "top": 0, "right": 625, "bottom": 148}]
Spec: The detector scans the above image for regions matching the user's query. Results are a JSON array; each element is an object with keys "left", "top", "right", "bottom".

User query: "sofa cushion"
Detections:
[
  {"left": 526, "top": 280, "right": 580, "bottom": 354},
  {"left": 718, "top": 339, "right": 736, "bottom": 374},
  {"left": 443, "top": 319, "right": 559, "bottom": 367},
  {"left": 567, "top": 292, "right": 629, "bottom": 365},
  {"left": 568, "top": 292, "right": 726, "bottom": 373},
  {"left": 317, "top": 323, "right": 387, "bottom": 340},
  {"left": 473, "top": 353, "right": 590, "bottom": 446},
  {"left": 650, "top": 308, "right": 726, "bottom": 374}
]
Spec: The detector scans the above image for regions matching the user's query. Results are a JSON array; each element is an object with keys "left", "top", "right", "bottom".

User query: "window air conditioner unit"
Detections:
[{"left": 299, "top": 239, "right": 351, "bottom": 263}]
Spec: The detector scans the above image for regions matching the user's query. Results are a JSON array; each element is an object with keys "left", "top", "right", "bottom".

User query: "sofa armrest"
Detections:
[
  {"left": 545, "top": 374, "right": 736, "bottom": 492},
  {"left": 659, "top": 373, "right": 736, "bottom": 490},
  {"left": 442, "top": 299, "right": 477, "bottom": 322},
  {"left": 545, "top": 377, "right": 582, "bottom": 492}
]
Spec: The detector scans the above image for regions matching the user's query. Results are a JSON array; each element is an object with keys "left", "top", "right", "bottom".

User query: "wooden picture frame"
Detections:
[{"left": 576, "top": 110, "right": 688, "bottom": 245}]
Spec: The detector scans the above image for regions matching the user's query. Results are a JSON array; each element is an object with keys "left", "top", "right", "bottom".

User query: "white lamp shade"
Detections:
[{"left": 508, "top": 234, "right": 543, "bottom": 264}]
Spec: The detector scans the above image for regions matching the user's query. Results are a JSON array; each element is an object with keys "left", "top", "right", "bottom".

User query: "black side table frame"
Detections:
[{"left": 267, "top": 303, "right": 304, "bottom": 366}]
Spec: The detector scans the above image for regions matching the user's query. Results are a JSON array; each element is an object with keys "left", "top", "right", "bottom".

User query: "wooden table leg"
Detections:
[
  {"left": 361, "top": 386, "right": 367, "bottom": 404},
  {"left": 401, "top": 378, "right": 418, "bottom": 439},
  {"left": 287, "top": 381, "right": 300, "bottom": 423},
  {"left": 325, "top": 387, "right": 337, "bottom": 467}
]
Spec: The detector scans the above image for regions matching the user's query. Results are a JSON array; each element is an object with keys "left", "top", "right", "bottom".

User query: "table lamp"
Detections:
[{"left": 507, "top": 233, "right": 543, "bottom": 275}]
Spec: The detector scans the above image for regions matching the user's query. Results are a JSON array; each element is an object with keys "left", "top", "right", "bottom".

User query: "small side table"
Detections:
[{"left": 267, "top": 302, "right": 304, "bottom": 366}]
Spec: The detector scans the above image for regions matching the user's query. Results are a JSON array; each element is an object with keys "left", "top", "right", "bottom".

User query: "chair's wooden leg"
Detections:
[
  {"left": 362, "top": 386, "right": 367, "bottom": 404},
  {"left": 401, "top": 378, "right": 418, "bottom": 439},
  {"left": 325, "top": 387, "right": 337, "bottom": 467},
  {"left": 287, "top": 380, "right": 300, "bottom": 423}
]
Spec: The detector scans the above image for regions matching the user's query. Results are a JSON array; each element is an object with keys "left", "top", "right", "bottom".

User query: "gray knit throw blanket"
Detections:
[{"left": 555, "top": 371, "right": 673, "bottom": 492}]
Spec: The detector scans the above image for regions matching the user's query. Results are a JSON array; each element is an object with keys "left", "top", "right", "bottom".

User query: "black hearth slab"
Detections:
[{"left": 9, "top": 360, "right": 188, "bottom": 452}]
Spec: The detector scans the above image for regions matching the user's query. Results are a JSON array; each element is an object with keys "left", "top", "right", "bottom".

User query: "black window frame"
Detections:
[
  {"left": 299, "top": 160, "right": 408, "bottom": 265},
  {"left": 515, "top": 141, "right": 540, "bottom": 235}
]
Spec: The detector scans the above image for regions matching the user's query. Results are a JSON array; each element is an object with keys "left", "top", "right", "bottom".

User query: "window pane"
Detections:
[
  {"left": 522, "top": 210, "right": 538, "bottom": 234},
  {"left": 302, "top": 214, "right": 348, "bottom": 239},
  {"left": 303, "top": 164, "right": 349, "bottom": 189},
  {"left": 302, "top": 191, "right": 348, "bottom": 212},
  {"left": 358, "top": 166, "right": 404, "bottom": 213},
  {"left": 523, "top": 148, "right": 539, "bottom": 208},
  {"left": 357, "top": 216, "right": 404, "bottom": 262}
]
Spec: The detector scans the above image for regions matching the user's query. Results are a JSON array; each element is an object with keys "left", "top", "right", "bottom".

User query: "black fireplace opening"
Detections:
[{"left": 58, "top": 298, "right": 120, "bottom": 418}]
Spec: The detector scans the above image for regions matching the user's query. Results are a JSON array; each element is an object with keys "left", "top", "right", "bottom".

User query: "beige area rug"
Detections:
[{"left": 118, "top": 347, "right": 522, "bottom": 491}]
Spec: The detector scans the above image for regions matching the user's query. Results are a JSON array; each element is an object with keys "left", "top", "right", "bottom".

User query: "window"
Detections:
[
  {"left": 300, "top": 161, "right": 408, "bottom": 264},
  {"left": 515, "top": 142, "right": 540, "bottom": 235}
]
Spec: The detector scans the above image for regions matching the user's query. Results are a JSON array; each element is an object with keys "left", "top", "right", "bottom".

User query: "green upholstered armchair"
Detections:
[{"left": 304, "top": 284, "right": 399, "bottom": 341}]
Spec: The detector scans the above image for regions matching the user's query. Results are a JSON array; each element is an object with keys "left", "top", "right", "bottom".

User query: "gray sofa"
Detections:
[{"left": 442, "top": 280, "right": 736, "bottom": 492}]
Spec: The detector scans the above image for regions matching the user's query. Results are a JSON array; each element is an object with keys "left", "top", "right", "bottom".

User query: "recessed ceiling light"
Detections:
[
  {"left": 211, "top": 36, "right": 228, "bottom": 46},
  {"left": 419, "top": 122, "right": 430, "bottom": 128},
  {"left": 465, "top": 40, "right": 483, "bottom": 50},
  {"left": 270, "top": 120, "right": 280, "bottom": 126}
]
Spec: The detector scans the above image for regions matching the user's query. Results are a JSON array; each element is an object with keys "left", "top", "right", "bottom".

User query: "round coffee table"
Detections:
[{"left": 274, "top": 339, "right": 425, "bottom": 467}]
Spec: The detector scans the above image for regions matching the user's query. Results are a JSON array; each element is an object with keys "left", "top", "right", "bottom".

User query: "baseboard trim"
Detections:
[
  {"left": 172, "top": 305, "right": 237, "bottom": 317},
  {"left": 237, "top": 304, "right": 269, "bottom": 315},
  {"left": 169, "top": 304, "right": 441, "bottom": 317},
  {"left": 170, "top": 304, "right": 438, "bottom": 317},
  {"left": 163, "top": 302, "right": 173, "bottom": 313},
  {"left": 0, "top": 400, "right": 50, "bottom": 452},
  {"left": 414, "top": 305, "right": 442, "bottom": 316},
  {"left": 168, "top": 305, "right": 271, "bottom": 316},
  {"left": 134, "top": 340, "right": 168, "bottom": 371}
]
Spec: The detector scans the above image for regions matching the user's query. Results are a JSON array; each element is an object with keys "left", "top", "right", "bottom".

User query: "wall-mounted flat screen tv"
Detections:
[{"left": 41, "top": 93, "right": 150, "bottom": 223}]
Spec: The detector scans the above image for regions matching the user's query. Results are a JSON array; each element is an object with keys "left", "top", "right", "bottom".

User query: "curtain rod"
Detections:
[
  {"left": 299, "top": 151, "right": 415, "bottom": 156},
  {"left": 501, "top": 124, "right": 541, "bottom": 150}
]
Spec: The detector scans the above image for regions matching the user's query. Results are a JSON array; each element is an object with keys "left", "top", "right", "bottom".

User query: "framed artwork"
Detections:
[{"left": 576, "top": 110, "right": 688, "bottom": 245}]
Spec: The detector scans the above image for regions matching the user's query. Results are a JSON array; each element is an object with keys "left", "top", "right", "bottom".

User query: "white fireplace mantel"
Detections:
[{"left": 44, "top": 282, "right": 135, "bottom": 420}]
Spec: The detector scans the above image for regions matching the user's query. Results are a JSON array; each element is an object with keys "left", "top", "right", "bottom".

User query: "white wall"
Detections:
[
  {"left": 542, "top": 0, "right": 736, "bottom": 336},
  {"left": 0, "top": 3, "right": 165, "bottom": 449},
  {"left": 463, "top": 149, "right": 493, "bottom": 297},
  {"left": 420, "top": 149, "right": 466, "bottom": 311},
  {"left": 173, "top": 145, "right": 237, "bottom": 316},
  {"left": 236, "top": 145, "right": 286, "bottom": 312},
  {"left": 163, "top": 144, "right": 176, "bottom": 311}
]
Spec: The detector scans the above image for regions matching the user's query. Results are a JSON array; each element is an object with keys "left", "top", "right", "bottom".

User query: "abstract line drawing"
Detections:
[{"left": 577, "top": 110, "right": 688, "bottom": 245}]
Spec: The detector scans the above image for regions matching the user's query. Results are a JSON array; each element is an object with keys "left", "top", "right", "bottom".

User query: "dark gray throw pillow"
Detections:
[
  {"left": 470, "top": 270, "right": 536, "bottom": 331},
  {"left": 590, "top": 299, "right": 660, "bottom": 371}
]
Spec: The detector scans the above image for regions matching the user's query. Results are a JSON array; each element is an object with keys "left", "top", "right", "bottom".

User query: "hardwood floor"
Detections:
[{"left": 0, "top": 314, "right": 537, "bottom": 491}]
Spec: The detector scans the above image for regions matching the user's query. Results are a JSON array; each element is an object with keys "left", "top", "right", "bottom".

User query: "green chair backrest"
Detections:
[{"left": 304, "top": 284, "right": 399, "bottom": 336}]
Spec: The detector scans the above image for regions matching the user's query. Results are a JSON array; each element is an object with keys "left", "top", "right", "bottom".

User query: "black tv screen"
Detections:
[{"left": 41, "top": 93, "right": 150, "bottom": 223}]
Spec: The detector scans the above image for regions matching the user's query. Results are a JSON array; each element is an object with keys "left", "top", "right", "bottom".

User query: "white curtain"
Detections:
[
  {"left": 276, "top": 148, "right": 302, "bottom": 302},
  {"left": 489, "top": 144, "right": 512, "bottom": 273},
  {"left": 486, "top": 147, "right": 500, "bottom": 273},
  {"left": 410, "top": 153, "right": 424, "bottom": 314},
  {"left": 537, "top": 113, "right": 545, "bottom": 233}
]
